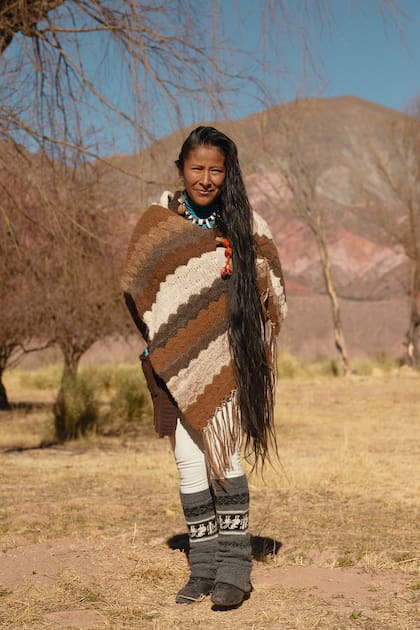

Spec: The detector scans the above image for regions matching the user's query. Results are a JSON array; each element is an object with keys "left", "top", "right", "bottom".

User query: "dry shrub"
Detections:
[
  {"left": 278, "top": 353, "right": 339, "bottom": 378},
  {"left": 17, "top": 363, "right": 152, "bottom": 439},
  {"left": 102, "top": 366, "right": 152, "bottom": 434},
  {"left": 351, "top": 355, "right": 398, "bottom": 376},
  {"left": 277, "top": 352, "right": 399, "bottom": 379},
  {"left": 277, "top": 352, "right": 308, "bottom": 378},
  {"left": 53, "top": 372, "right": 99, "bottom": 441}
]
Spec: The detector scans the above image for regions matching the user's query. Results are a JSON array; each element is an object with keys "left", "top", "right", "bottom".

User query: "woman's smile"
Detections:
[{"left": 178, "top": 145, "right": 226, "bottom": 207}]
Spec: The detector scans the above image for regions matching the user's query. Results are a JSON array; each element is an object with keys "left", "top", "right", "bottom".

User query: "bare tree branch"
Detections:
[
  {"left": 1, "top": 0, "right": 405, "bottom": 161},
  {"left": 0, "top": 0, "right": 64, "bottom": 53}
]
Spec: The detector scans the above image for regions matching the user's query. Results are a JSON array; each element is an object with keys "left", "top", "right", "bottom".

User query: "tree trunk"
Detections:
[
  {"left": 54, "top": 349, "right": 83, "bottom": 441},
  {"left": 56, "top": 351, "right": 80, "bottom": 406},
  {"left": 312, "top": 219, "right": 351, "bottom": 375},
  {"left": 404, "top": 262, "right": 420, "bottom": 368},
  {"left": 60, "top": 354, "right": 79, "bottom": 385},
  {"left": 0, "top": 367, "right": 11, "bottom": 410}
]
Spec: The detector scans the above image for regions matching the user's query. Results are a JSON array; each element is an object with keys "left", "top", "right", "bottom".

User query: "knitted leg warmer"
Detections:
[
  {"left": 213, "top": 474, "right": 252, "bottom": 592},
  {"left": 180, "top": 488, "right": 218, "bottom": 580}
]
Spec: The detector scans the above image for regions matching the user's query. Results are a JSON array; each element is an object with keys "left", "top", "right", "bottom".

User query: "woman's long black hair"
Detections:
[{"left": 176, "top": 126, "right": 276, "bottom": 469}]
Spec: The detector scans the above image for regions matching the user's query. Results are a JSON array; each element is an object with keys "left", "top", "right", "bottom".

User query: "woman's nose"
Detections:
[{"left": 200, "top": 170, "right": 211, "bottom": 186}]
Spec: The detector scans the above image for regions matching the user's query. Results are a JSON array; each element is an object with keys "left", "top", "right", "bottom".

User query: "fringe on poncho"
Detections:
[{"left": 121, "top": 192, "right": 287, "bottom": 477}]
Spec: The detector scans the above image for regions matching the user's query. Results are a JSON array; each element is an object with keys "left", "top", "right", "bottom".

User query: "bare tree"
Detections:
[
  {"left": 0, "top": 144, "right": 50, "bottom": 407},
  {"left": 0, "top": 1, "right": 405, "bottom": 159},
  {"left": 364, "top": 115, "right": 420, "bottom": 366},
  {"left": 39, "top": 165, "right": 132, "bottom": 439},
  {"left": 257, "top": 101, "right": 351, "bottom": 373},
  {"left": 0, "top": 0, "right": 239, "bottom": 163},
  {"left": 32, "top": 161, "right": 128, "bottom": 366},
  {"left": 0, "top": 240, "right": 39, "bottom": 409},
  {"left": 0, "top": 143, "right": 128, "bottom": 417}
]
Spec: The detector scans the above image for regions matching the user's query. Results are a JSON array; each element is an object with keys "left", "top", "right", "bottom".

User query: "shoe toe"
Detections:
[
  {"left": 211, "top": 582, "right": 248, "bottom": 608},
  {"left": 176, "top": 577, "right": 214, "bottom": 604}
]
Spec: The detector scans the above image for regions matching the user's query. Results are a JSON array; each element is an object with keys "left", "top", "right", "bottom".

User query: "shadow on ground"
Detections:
[{"left": 167, "top": 533, "right": 282, "bottom": 561}]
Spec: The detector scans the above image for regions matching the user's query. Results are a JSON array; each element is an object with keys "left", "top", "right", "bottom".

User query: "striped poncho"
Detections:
[{"left": 122, "top": 192, "right": 287, "bottom": 475}]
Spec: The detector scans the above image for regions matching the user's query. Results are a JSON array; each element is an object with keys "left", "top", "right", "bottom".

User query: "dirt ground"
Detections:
[
  {"left": 0, "top": 528, "right": 415, "bottom": 629},
  {"left": 0, "top": 371, "right": 419, "bottom": 629}
]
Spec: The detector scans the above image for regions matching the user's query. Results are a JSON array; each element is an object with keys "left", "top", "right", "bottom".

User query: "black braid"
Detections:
[{"left": 176, "top": 126, "right": 276, "bottom": 468}]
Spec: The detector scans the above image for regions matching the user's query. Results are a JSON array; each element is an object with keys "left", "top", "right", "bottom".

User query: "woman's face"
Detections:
[{"left": 178, "top": 145, "right": 226, "bottom": 207}]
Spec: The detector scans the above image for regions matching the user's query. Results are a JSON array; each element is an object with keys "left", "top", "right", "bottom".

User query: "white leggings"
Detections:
[{"left": 171, "top": 417, "right": 244, "bottom": 494}]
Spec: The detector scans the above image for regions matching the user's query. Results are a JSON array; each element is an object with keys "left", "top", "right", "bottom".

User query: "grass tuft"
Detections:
[
  {"left": 277, "top": 352, "right": 399, "bottom": 379},
  {"left": 18, "top": 364, "right": 63, "bottom": 390}
]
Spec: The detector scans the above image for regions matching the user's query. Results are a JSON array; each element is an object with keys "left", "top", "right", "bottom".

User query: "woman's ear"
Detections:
[{"left": 177, "top": 167, "right": 184, "bottom": 181}]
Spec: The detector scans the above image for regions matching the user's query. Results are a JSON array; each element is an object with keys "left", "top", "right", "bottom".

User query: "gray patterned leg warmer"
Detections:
[
  {"left": 213, "top": 474, "right": 252, "bottom": 592},
  {"left": 180, "top": 488, "right": 218, "bottom": 580}
]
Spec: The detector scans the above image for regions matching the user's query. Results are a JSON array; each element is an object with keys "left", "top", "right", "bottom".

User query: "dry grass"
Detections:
[{"left": 0, "top": 365, "right": 419, "bottom": 629}]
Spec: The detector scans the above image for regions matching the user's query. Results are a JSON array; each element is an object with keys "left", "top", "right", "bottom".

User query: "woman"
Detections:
[{"left": 122, "top": 126, "right": 287, "bottom": 609}]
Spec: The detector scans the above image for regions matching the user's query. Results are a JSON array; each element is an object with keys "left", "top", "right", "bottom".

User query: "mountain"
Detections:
[
  {"left": 98, "top": 96, "right": 418, "bottom": 360},
  {"left": 2, "top": 98, "right": 416, "bottom": 360}
]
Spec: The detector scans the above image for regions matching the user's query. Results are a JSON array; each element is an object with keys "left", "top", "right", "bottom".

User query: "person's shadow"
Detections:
[{"left": 167, "top": 532, "right": 282, "bottom": 561}]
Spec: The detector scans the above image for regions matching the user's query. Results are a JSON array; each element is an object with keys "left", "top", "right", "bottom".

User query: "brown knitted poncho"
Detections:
[{"left": 122, "top": 193, "right": 287, "bottom": 475}]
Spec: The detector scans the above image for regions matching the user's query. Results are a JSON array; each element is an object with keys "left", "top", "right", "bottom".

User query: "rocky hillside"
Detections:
[{"left": 98, "top": 97, "right": 418, "bottom": 359}]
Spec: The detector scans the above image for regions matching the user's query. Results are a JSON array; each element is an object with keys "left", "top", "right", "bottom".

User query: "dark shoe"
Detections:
[
  {"left": 175, "top": 576, "right": 214, "bottom": 604},
  {"left": 211, "top": 582, "right": 250, "bottom": 609}
]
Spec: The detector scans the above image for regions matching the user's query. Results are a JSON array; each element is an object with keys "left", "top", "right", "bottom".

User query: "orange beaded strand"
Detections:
[{"left": 216, "top": 236, "right": 233, "bottom": 278}]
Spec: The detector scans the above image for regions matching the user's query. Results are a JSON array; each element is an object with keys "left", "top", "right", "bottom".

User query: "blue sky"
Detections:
[
  {"left": 218, "top": 0, "right": 419, "bottom": 115},
  {"left": 129, "top": 0, "right": 420, "bottom": 151},
  {"left": 302, "top": 0, "right": 419, "bottom": 112}
]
